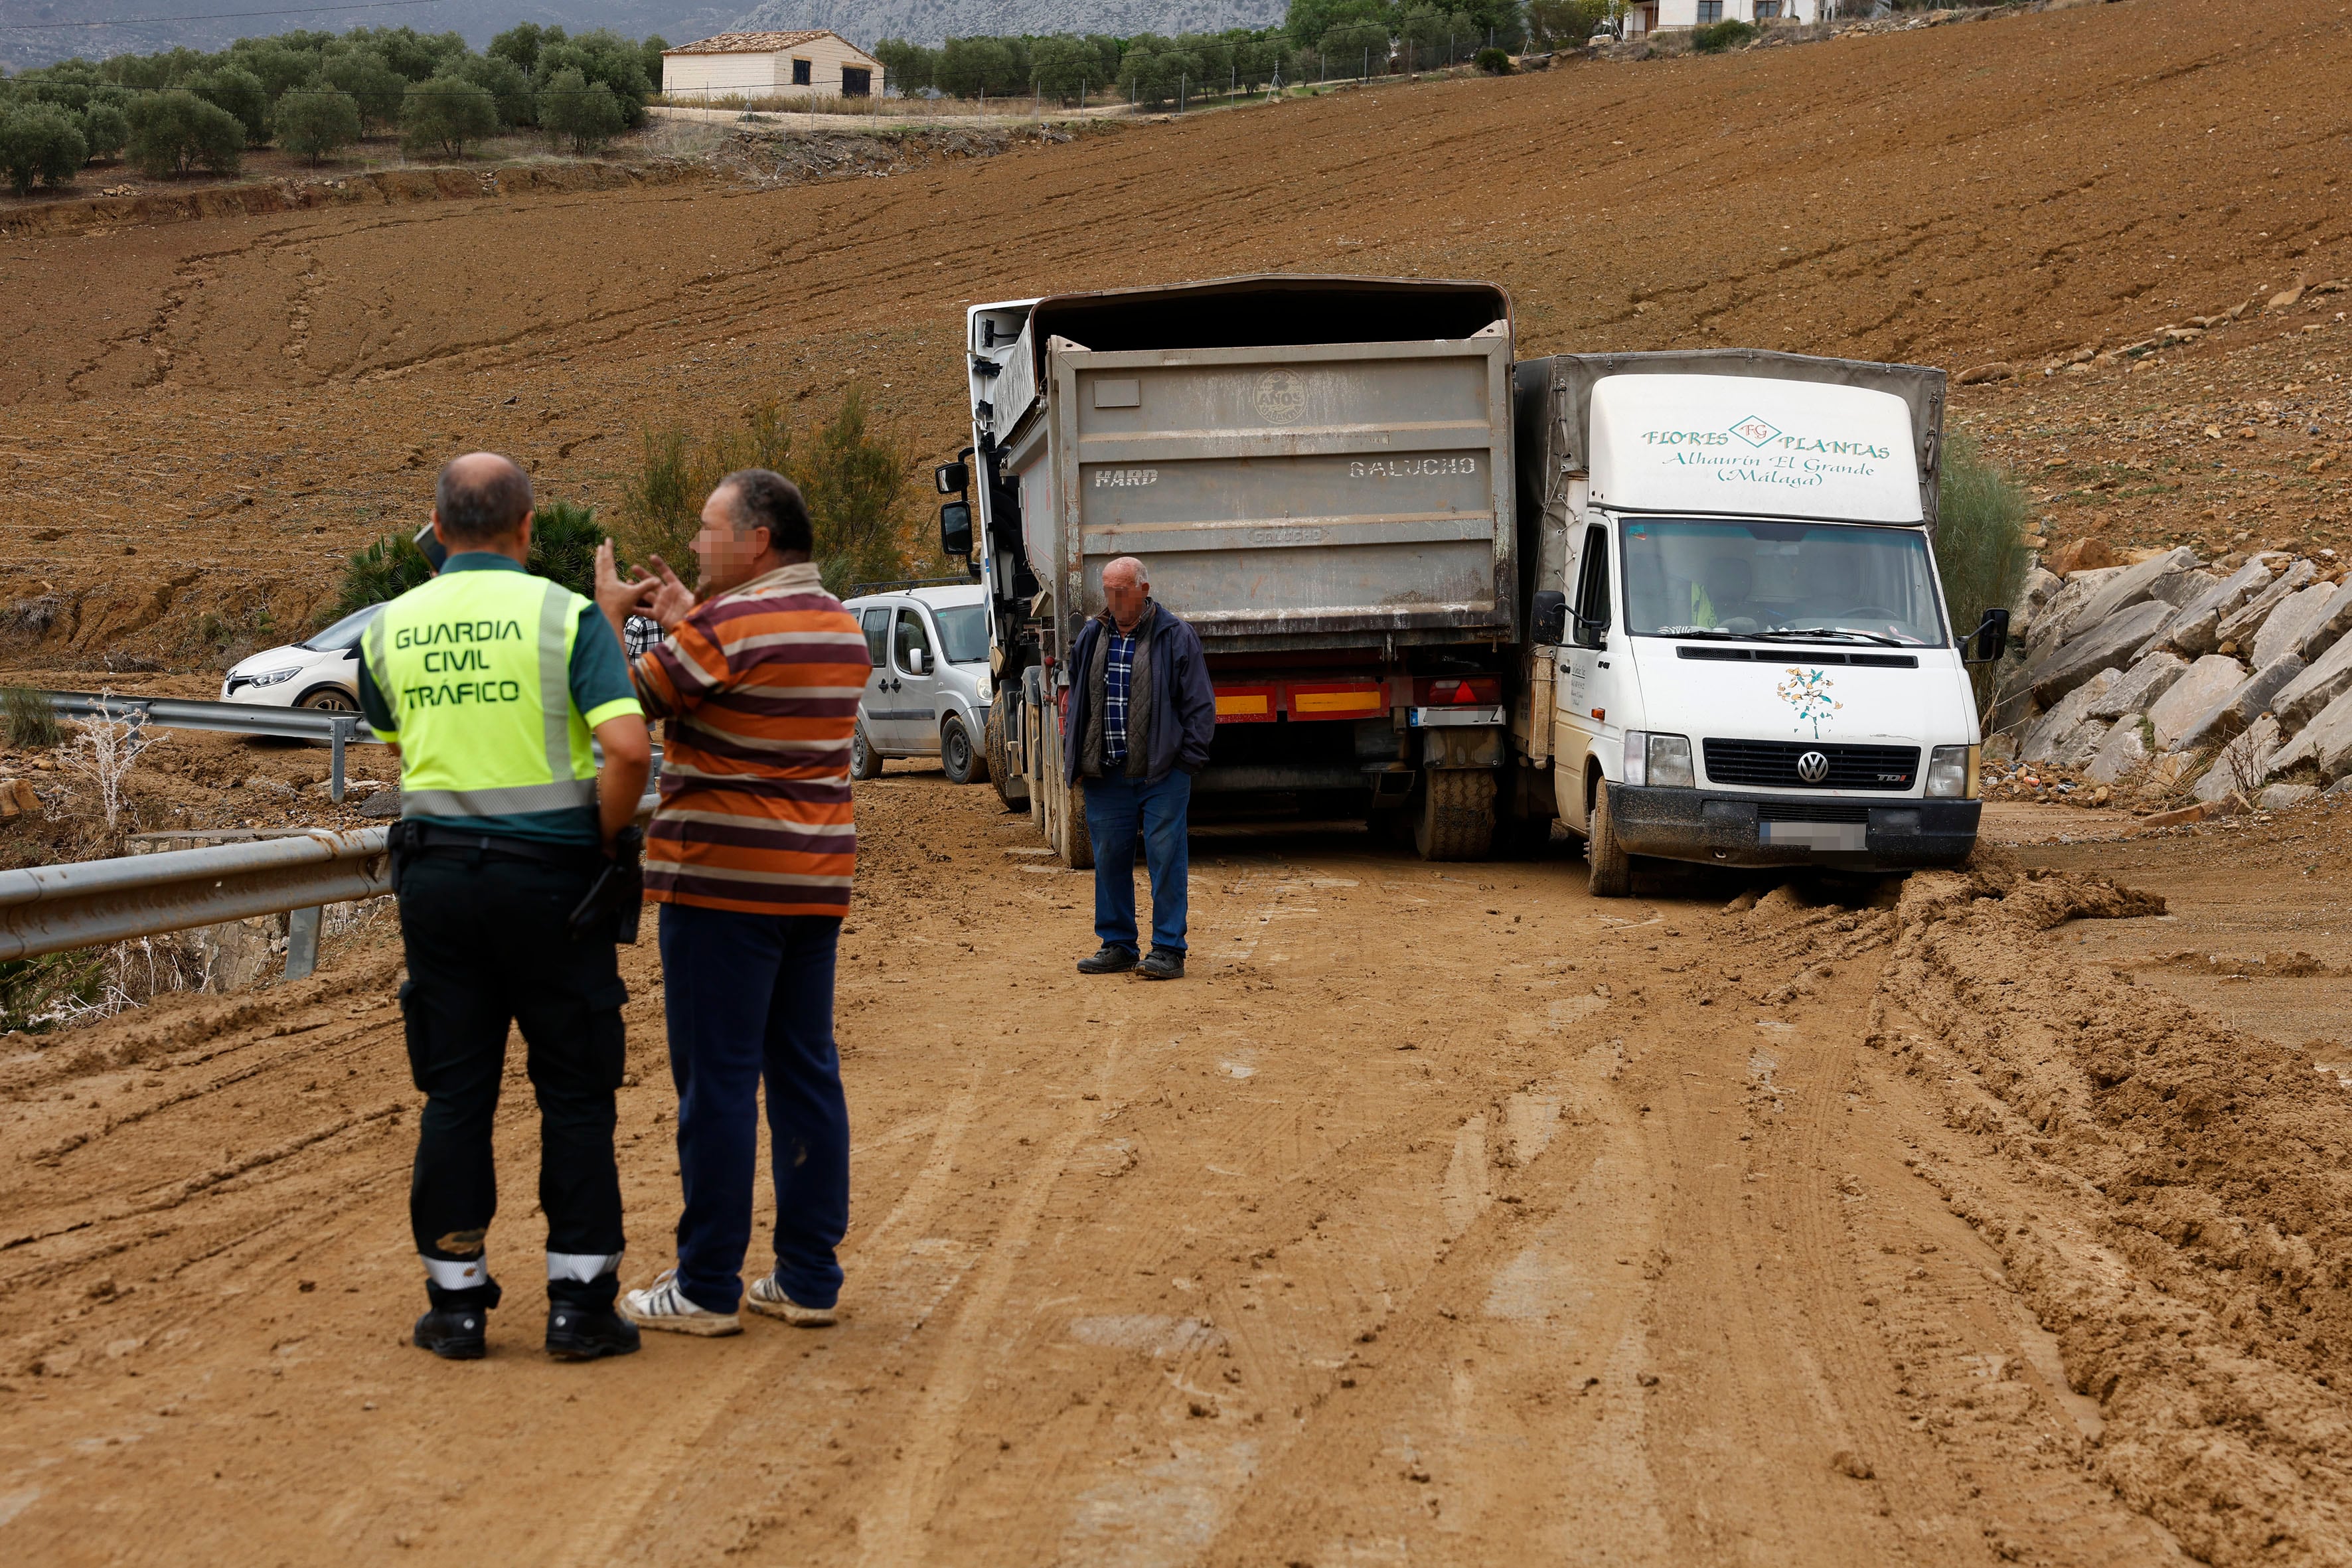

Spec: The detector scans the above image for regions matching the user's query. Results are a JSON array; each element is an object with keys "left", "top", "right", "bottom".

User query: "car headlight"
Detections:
[
  {"left": 1623, "top": 730, "right": 1694, "bottom": 789},
  {"left": 242, "top": 666, "right": 301, "bottom": 688},
  {"left": 1925, "top": 744, "right": 1978, "bottom": 798}
]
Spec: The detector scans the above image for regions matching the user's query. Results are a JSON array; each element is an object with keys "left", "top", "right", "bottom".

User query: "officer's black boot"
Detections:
[
  {"left": 414, "top": 1275, "right": 502, "bottom": 1361},
  {"left": 546, "top": 1275, "right": 640, "bottom": 1362}
]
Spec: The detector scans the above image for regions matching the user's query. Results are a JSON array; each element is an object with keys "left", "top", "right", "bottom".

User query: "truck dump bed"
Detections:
[{"left": 984, "top": 276, "right": 1518, "bottom": 655}]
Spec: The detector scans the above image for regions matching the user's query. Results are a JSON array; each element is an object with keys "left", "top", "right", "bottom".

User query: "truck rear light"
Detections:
[{"left": 1415, "top": 676, "right": 1500, "bottom": 707}]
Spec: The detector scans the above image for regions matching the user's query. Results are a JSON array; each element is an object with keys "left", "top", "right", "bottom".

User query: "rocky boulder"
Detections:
[
  {"left": 2266, "top": 685, "right": 2352, "bottom": 783},
  {"left": 2215, "top": 558, "right": 2318, "bottom": 651},
  {"left": 2019, "top": 668, "right": 2120, "bottom": 763},
  {"left": 2174, "top": 655, "right": 2305, "bottom": 753},
  {"left": 2084, "top": 718, "right": 2151, "bottom": 784},
  {"left": 2072, "top": 545, "right": 2200, "bottom": 628},
  {"left": 2193, "top": 714, "right": 2280, "bottom": 802},
  {"left": 2006, "top": 566, "right": 2063, "bottom": 643},
  {"left": 2026, "top": 565, "right": 2127, "bottom": 662},
  {"left": 2024, "top": 598, "right": 2177, "bottom": 706},
  {"left": 2148, "top": 655, "right": 2251, "bottom": 751},
  {"left": 2286, "top": 581, "right": 2352, "bottom": 665},
  {"left": 2154, "top": 557, "right": 2276, "bottom": 658},
  {"left": 2273, "top": 629, "right": 2352, "bottom": 736},
  {"left": 2082, "top": 650, "right": 2187, "bottom": 720},
  {"left": 2250, "top": 581, "right": 2343, "bottom": 669},
  {"left": 2258, "top": 783, "right": 2320, "bottom": 811}
]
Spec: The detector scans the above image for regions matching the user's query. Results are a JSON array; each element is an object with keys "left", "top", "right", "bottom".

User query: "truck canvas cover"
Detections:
[{"left": 1512, "top": 348, "right": 1948, "bottom": 537}]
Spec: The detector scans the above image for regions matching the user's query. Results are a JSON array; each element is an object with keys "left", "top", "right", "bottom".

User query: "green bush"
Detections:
[
  {"left": 323, "top": 48, "right": 408, "bottom": 134},
  {"left": 277, "top": 87, "right": 361, "bottom": 165},
  {"left": 453, "top": 52, "right": 534, "bottom": 129},
  {"left": 527, "top": 501, "right": 605, "bottom": 598},
  {"left": 80, "top": 102, "right": 130, "bottom": 161},
  {"left": 400, "top": 74, "right": 497, "bottom": 158},
  {"left": 1934, "top": 433, "right": 2031, "bottom": 711},
  {"left": 538, "top": 67, "right": 624, "bottom": 153},
  {"left": 329, "top": 531, "right": 435, "bottom": 621},
  {"left": 1, "top": 686, "right": 61, "bottom": 748},
  {"left": 127, "top": 91, "right": 245, "bottom": 179},
  {"left": 1475, "top": 46, "right": 1512, "bottom": 72},
  {"left": 1691, "top": 19, "right": 1759, "bottom": 52},
  {"left": 0, "top": 949, "right": 108, "bottom": 1036},
  {"left": 0, "top": 105, "right": 89, "bottom": 196},
  {"left": 619, "top": 391, "right": 907, "bottom": 596},
  {"left": 536, "top": 29, "right": 655, "bottom": 127}
]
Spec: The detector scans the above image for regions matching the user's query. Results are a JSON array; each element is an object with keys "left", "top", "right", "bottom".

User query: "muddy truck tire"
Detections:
[
  {"left": 984, "top": 696, "right": 1022, "bottom": 811},
  {"left": 1413, "top": 768, "right": 1495, "bottom": 861},
  {"left": 1586, "top": 781, "right": 1632, "bottom": 897}
]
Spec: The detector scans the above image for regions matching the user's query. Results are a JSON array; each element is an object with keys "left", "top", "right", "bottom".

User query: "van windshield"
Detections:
[
  {"left": 933, "top": 605, "right": 990, "bottom": 665},
  {"left": 1619, "top": 518, "right": 1948, "bottom": 647}
]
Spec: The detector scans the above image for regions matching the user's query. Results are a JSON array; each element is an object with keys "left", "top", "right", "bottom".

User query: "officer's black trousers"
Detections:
[{"left": 396, "top": 850, "right": 628, "bottom": 1309}]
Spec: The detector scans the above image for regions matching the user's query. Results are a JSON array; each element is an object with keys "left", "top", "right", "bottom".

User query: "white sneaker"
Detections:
[
  {"left": 618, "top": 1269, "right": 741, "bottom": 1336},
  {"left": 745, "top": 1271, "right": 836, "bottom": 1326}
]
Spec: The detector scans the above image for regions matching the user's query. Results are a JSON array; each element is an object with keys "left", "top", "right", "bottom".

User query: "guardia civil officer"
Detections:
[{"left": 359, "top": 453, "right": 654, "bottom": 1362}]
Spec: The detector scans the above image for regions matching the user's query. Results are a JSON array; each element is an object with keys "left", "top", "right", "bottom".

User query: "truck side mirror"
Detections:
[
  {"left": 1530, "top": 590, "right": 1567, "bottom": 645},
  {"left": 939, "top": 500, "right": 973, "bottom": 558},
  {"left": 934, "top": 461, "right": 970, "bottom": 496},
  {"left": 1966, "top": 607, "right": 2010, "bottom": 664}
]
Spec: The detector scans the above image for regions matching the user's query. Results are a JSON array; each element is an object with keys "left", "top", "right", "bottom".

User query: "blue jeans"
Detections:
[
  {"left": 656, "top": 903, "right": 848, "bottom": 1313},
  {"left": 1083, "top": 771, "right": 1192, "bottom": 955}
]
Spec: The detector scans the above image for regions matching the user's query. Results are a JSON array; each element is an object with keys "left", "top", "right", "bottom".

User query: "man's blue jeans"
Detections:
[
  {"left": 656, "top": 903, "right": 848, "bottom": 1314},
  {"left": 1083, "top": 771, "right": 1192, "bottom": 955}
]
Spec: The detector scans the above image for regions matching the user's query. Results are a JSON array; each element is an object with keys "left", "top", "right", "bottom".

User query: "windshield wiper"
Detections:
[{"left": 1750, "top": 626, "right": 1908, "bottom": 648}]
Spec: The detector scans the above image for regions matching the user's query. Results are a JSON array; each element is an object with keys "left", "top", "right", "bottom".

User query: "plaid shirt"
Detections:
[{"left": 1103, "top": 627, "right": 1137, "bottom": 765}]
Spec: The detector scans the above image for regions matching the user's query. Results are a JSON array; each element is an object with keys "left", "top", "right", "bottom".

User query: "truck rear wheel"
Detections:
[
  {"left": 1038, "top": 706, "right": 1094, "bottom": 870},
  {"left": 1587, "top": 783, "right": 1632, "bottom": 898},
  {"left": 985, "top": 699, "right": 1022, "bottom": 811},
  {"left": 1413, "top": 769, "right": 1494, "bottom": 862}
]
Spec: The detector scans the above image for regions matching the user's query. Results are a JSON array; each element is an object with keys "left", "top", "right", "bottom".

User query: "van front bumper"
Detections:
[{"left": 1607, "top": 785, "right": 1979, "bottom": 872}]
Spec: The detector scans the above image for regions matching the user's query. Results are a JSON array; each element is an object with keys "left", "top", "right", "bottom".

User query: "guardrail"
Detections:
[
  {"left": 0, "top": 794, "right": 661, "bottom": 981},
  {"left": 42, "top": 690, "right": 375, "bottom": 802}
]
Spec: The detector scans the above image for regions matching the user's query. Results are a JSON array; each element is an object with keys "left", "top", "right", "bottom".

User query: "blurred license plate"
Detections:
[{"left": 1759, "top": 821, "right": 1866, "bottom": 851}]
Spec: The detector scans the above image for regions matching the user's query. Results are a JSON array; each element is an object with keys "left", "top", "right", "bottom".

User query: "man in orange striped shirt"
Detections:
[{"left": 592, "top": 469, "right": 870, "bottom": 1338}]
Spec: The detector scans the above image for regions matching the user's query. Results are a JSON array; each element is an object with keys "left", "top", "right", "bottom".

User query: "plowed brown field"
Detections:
[{"left": 7, "top": 2, "right": 2352, "bottom": 1563}]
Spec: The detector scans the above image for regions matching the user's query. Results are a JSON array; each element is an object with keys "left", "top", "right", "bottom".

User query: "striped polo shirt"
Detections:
[{"left": 629, "top": 560, "right": 870, "bottom": 915}]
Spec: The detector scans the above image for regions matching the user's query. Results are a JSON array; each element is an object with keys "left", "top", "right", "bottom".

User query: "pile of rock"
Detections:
[{"left": 1990, "top": 544, "right": 2352, "bottom": 811}]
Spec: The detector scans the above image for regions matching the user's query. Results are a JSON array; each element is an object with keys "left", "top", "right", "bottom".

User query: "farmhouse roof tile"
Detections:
[{"left": 664, "top": 31, "right": 865, "bottom": 57}]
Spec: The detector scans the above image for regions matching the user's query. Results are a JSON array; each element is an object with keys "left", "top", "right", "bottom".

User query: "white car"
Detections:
[
  {"left": 220, "top": 602, "right": 382, "bottom": 713},
  {"left": 842, "top": 582, "right": 994, "bottom": 784}
]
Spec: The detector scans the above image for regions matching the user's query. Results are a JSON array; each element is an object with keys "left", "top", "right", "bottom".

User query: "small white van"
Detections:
[
  {"left": 1510, "top": 352, "right": 2009, "bottom": 894},
  {"left": 842, "top": 580, "right": 995, "bottom": 785}
]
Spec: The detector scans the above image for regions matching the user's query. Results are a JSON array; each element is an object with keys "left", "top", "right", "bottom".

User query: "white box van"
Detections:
[{"left": 1509, "top": 351, "right": 2009, "bottom": 894}]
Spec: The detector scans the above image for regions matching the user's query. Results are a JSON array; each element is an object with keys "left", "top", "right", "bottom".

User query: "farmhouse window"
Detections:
[
  {"left": 1753, "top": 0, "right": 1781, "bottom": 15},
  {"left": 792, "top": 57, "right": 813, "bottom": 86},
  {"left": 1696, "top": 1, "right": 1724, "bottom": 20},
  {"left": 841, "top": 66, "right": 872, "bottom": 96}
]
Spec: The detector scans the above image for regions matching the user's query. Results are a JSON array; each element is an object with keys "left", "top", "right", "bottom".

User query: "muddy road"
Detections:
[{"left": 6, "top": 772, "right": 2347, "bottom": 1565}]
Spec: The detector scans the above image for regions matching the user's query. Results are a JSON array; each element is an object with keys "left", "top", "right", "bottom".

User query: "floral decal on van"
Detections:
[{"left": 1776, "top": 667, "right": 1842, "bottom": 739}]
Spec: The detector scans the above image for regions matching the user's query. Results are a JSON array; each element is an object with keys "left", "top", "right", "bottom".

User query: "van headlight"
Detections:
[
  {"left": 1624, "top": 730, "right": 1694, "bottom": 789},
  {"left": 1924, "top": 744, "right": 1978, "bottom": 798},
  {"left": 242, "top": 666, "right": 300, "bottom": 688}
]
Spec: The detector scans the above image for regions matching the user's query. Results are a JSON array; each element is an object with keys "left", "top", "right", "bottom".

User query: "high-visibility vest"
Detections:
[{"left": 362, "top": 566, "right": 599, "bottom": 819}]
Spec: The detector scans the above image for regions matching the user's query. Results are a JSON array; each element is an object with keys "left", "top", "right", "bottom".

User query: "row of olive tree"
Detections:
[{"left": 0, "top": 21, "right": 666, "bottom": 187}]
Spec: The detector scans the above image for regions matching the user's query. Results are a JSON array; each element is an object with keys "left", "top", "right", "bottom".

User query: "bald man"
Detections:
[{"left": 1059, "top": 556, "right": 1216, "bottom": 980}]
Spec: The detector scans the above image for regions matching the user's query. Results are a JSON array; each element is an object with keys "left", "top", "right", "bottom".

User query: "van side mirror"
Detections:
[
  {"left": 907, "top": 647, "right": 929, "bottom": 675},
  {"left": 939, "top": 500, "right": 973, "bottom": 558},
  {"left": 1966, "top": 607, "right": 2010, "bottom": 664},
  {"left": 934, "top": 461, "right": 970, "bottom": 496},
  {"left": 1530, "top": 590, "right": 1567, "bottom": 645}
]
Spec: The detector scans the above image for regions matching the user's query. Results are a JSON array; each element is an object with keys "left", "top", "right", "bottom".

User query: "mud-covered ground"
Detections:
[{"left": 0, "top": 769, "right": 2347, "bottom": 1565}]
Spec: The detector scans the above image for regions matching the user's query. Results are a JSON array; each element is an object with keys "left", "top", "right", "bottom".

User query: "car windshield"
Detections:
[
  {"left": 933, "top": 604, "right": 990, "bottom": 665},
  {"left": 1619, "top": 518, "right": 1948, "bottom": 647},
  {"left": 301, "top": 603, "right": 383, "bottom": 652}
]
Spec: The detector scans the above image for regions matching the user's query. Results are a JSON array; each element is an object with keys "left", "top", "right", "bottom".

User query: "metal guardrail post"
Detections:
[
  {"left": 329, "top": 718, "right": 350, "bottom": 804},
  {"left": 285, "top": 905, "right": 323, "bottom": 980}
]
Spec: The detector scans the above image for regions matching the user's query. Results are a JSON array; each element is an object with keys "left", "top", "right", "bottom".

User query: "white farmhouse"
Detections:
[
  {"left": 661, "top": 31, "right": 884, "bottom": 101},
  {"left": 1622, "top": 0, "right": 1822, "bottom": 37}
]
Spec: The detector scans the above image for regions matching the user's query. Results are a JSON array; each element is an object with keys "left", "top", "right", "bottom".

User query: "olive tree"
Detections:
[
  {"left": 190, "top": 64, "right": 272, "bottom": 145},
  {"left": 400, "top": 74, "right": 497, "bottom": 159},
  {"left": 538, "top": 68, "right": 623, "bottom": 154},
  {"left": 0, "top": 105, "right": 89, "bottom": 196},
  {"left": 277, "top": 86, "right": 362, "bottom": 165},
  {"left": 127, "top": 90, "right": 244, "bottom": 179},
  {"left": 80, "top": 102, "right": 131, "bottom": 161},
  {"left": 323, "top": 48, "right": 408, "bottom": 134}
]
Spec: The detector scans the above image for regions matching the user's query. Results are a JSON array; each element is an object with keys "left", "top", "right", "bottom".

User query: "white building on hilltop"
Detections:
[
  {"left": 661, "top": 31, "right": 884, "bottom": 100},
  {"left": 1622, "top": 0, "right": 1822, "bottom": 38}
]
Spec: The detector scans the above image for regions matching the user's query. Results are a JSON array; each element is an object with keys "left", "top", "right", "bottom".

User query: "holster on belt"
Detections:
[
  {"left": 386, "top": 818, "right": 419, "bottom": 897},
  {"left": 568, "top": 824, "right": 645, "bottom": 945}
]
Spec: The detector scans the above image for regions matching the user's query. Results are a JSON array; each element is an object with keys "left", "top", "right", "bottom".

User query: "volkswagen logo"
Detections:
[{"left": 1796, "top": 749, "right": 1831, "bottom": 784}]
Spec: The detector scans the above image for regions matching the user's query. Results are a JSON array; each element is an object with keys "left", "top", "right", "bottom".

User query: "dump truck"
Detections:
[
  {"left": 1506, "top": 349, "right": 2008, "bottom": 894},
  {"left": 930, "top": 274, "right": 1525, "bottom": 865}
]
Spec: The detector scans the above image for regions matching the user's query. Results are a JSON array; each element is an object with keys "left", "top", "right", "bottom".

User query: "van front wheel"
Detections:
[
  {"left": 850, "top": 723, "right": 882, "bottom": 781},
  {"left": 941, "top": 716, "right": 986, "bottom": 786},
  {"left": 1587, "top": 783, "right": 1632, "bottom": 898}
]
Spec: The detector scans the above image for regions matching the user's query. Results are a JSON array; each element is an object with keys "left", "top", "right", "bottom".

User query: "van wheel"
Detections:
[
  {"left": 850, "top": 723, "right": 882, "bottom": 781},
  {"left": 941, "top": 716, "right": 986, "bottom": 786},
  {"left": 1413, "top": 769, "right": 1494, "bottom": 861},
  {"left": 1587, "top": 783, "right": 1632, "bottom": 898},
  {"left": 984, "top": 700, "right": 1022, "bottom": 811}
]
